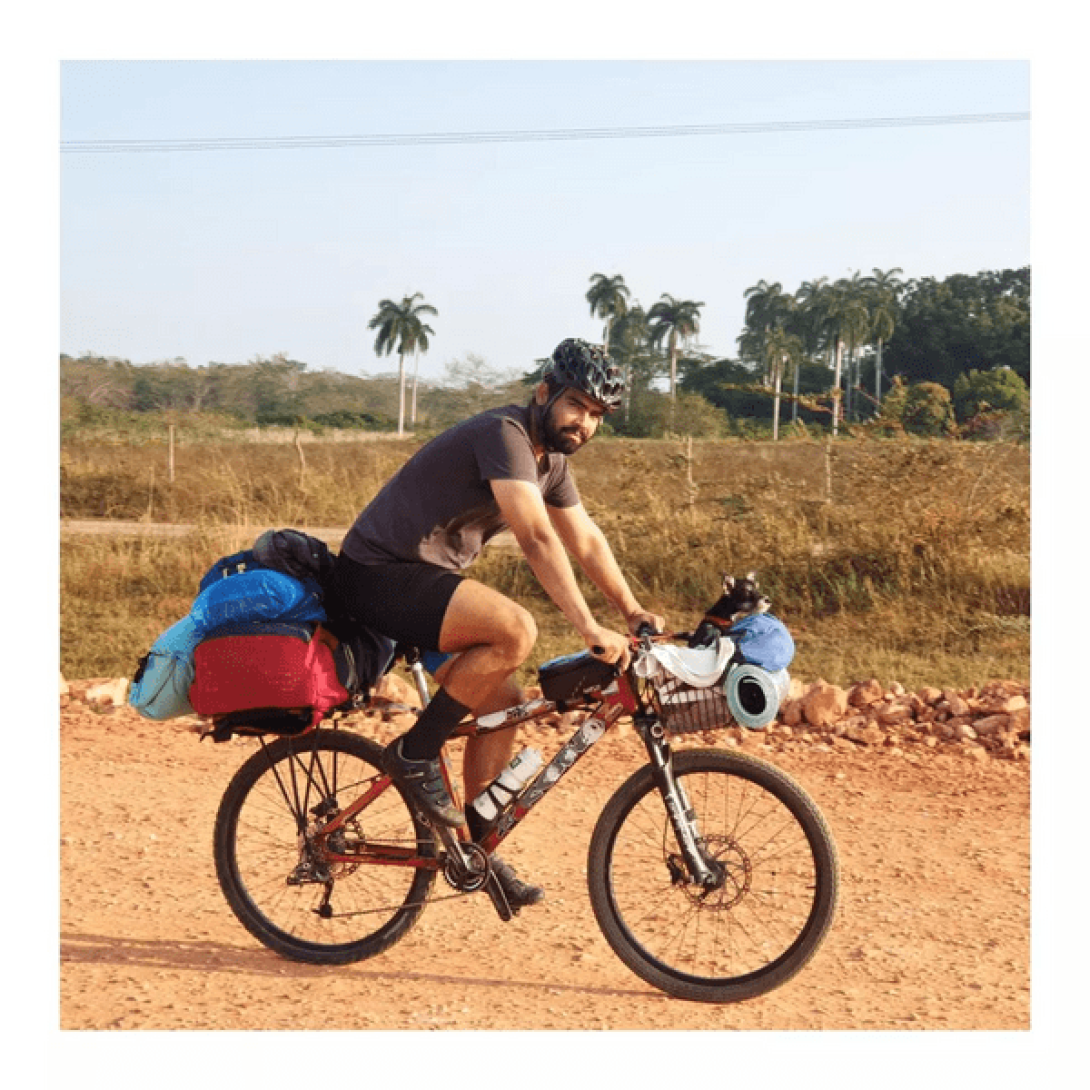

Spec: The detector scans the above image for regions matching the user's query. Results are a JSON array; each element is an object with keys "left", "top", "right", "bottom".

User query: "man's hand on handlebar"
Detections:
[
  {"left": 625, "top": 609, "right": 666, "bottom": 640},
  {"left": 584, "top": 624, "right": 633, "bottom": 670},
  {"left": 585, "top": 610, "right": 665, "bottom": 670}
]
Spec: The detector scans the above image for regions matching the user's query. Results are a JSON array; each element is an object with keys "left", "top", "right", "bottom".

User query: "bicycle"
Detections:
[{"left": 210, "top": 627, "right": 839, "bottom": 1004}]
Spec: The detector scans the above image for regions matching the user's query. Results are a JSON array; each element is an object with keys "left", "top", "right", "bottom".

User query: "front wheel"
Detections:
[
  {"left": 213, "top": 729, "right": 437, "bottom": 964},
  {"left": 587, "top": 747, "right": 839, "bottom": 1003}
]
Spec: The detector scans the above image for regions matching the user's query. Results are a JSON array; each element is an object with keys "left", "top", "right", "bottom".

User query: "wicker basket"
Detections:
[{"left": 647, "top": 675, "right": 734, "bottom": 735}]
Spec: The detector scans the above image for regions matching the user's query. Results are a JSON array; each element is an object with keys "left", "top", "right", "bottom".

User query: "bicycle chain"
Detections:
[
  {"left": 317, "top": 886, "right": 474, "bottom": 920},
  {"left": 312, "top": 837, "right": 489, "bottom": 919}
]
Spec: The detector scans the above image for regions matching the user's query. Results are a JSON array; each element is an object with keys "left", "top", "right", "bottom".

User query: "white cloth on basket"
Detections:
[{"left": 632, "top": 639, "right": 735, "bottom": 688}]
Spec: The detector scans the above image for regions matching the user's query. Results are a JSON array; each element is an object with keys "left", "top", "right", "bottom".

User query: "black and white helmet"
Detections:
[{"left": 542, "top": 338, "right": 625, "bottom": 413}]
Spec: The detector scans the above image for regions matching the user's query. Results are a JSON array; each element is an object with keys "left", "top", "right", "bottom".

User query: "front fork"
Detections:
[{"left": 638, "top": 716, "right": 721, "bottom": 889}]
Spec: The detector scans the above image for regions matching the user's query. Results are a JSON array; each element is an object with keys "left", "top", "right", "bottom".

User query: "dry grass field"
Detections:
[{"left": 60, "top": 432, "right": 1029, "bottom": 690}]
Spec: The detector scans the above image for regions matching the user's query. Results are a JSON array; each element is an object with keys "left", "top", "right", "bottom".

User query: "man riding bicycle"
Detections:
[{"left": 328, "top": 338, "right": 664, "bottom": 907}]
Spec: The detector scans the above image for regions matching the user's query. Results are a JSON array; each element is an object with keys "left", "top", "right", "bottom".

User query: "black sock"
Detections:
[
  {"left": 466, "top": 806, "right": 488, "bottom": 842},
  {"left": 399, "top": 688, "right": 472, "bottom": 762}
]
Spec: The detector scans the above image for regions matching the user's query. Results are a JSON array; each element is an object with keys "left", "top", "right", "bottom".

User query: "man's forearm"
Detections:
[
  {"left": 515, "top": 528, "right": 600, "bottom": 638},
  {"left": 572, "top": 527, "right": 642, "bottom": 621}
]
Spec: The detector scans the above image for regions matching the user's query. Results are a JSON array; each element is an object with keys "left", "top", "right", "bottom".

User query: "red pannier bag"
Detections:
[{"left": 189, "top": 623, "right": 349, "bottom": 732}]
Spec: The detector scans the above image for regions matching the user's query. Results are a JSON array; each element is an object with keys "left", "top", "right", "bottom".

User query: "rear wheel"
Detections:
[
  {"left": 587, "top": 747, "right": 838, "bottom": 1003},
  {"left": 213, "top": 729, "right": 436, "bottom": 964}
]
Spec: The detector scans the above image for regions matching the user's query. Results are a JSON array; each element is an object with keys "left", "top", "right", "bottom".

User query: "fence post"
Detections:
[
  {"left": 685, "top": 435, "right": 696, "bottom": 519},
  {"left": 168, "top": 424, "right": 175, "bottom": 484},
  {"left": 294, "top": 426, "right": 307, "bottom": 486}
]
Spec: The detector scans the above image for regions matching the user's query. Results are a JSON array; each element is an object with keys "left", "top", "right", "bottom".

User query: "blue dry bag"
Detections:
[
  {"left": 128, "top": 614, "right": 202, "bottom": 720},
  {"left": 190, "top": 568, "right": 326, "bottom": 639}
]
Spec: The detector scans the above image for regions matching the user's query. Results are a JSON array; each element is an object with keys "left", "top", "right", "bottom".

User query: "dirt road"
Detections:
[{"left": 60, "top": 685, "right": 1030, "bottom": 1035}]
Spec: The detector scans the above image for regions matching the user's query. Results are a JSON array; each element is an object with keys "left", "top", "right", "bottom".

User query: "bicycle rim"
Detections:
[
  {"left": 214, "top": 730, "right": 437, "bottom": 964},
  {"left": 588, "top": 748, "right": 838, "bottom": 1002}
]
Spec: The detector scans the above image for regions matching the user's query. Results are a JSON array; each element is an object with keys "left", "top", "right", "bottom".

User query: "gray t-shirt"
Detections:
[{"left": 342, "top": 404, "right": 581, "bottom": 571}]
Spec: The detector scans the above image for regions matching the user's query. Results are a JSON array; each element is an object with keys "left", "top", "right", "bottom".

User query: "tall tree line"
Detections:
[
  {"left": 726, "top": 266, "right": 1028, "bottom": 432},
  {"left": 581, "top": 266, "right": 1028, "bottom": 436},
  {"left": 63, "top": 266, "right": 1028, "bottom": 438}
]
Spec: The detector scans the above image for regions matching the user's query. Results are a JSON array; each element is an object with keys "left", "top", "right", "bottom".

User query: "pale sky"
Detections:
[{"left": 60, "top": 59, "right": 1029, "bottom": 381}]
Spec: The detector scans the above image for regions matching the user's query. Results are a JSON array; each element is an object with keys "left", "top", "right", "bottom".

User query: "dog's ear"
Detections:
[
  {"left": 745, "top": 570, "right": 758, "bottom": 585},
  {"left": 721, "top": 573, "right": 735, "bottom": 593}
]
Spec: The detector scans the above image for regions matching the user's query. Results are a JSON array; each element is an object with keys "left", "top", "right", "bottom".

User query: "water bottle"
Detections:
[{"left": 469, "top": 747, "right": 543, "bottom": 823}]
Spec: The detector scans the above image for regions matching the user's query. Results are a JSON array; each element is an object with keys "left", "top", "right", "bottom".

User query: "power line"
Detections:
[{"left": 61, "top": 112, "right": 1029, "bottom": 154}]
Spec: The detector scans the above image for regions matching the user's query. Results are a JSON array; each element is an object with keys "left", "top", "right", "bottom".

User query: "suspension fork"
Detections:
[{"left": 638, "top": 717, "right": 718, "bottom": 887}]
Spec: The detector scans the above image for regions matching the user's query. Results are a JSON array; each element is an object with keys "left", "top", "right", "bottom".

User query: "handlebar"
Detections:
[
  {"left": 635, "top": 622, "right": 661, "bottom": 656},
  {"left": 591, "top": 621, "right": 661, "bottom": 662}
]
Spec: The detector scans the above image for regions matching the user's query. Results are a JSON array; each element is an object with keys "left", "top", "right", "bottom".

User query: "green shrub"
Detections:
[
  {"left": 311, "top": 410, "right": 395, "bottom": 430},
  {"left": 952, "top": 368, "right": 1030, "bottom": 424},
  {"left": 621, "top": 391, "right": 727, "bottom": 438},
  {"left": 901, "top": 382, "right": 956, "bottom": 437}
]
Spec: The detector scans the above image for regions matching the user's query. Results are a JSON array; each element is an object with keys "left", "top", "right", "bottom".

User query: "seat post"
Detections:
[{"left": 409, "top": 659, "right": 431, "bottom": 707}]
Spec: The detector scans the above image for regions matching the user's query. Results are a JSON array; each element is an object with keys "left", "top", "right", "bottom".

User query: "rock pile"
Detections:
[
  {"left": 770, "top": 676, "right": 1030, "bottom": 761},
  {"left": 349, "top": 673, "right": 1031, "bottom": 763},
  {"left": 60, "top": 670, "right": 1030, "bottom": 762}
]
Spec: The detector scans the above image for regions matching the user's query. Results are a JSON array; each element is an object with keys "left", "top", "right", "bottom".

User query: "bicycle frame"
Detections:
[
  {"left": 306, "top": 657, "right": 718, "bottom": 892},
  {"left": 304, "top": 677, "right": 629, "bottom": 868}
]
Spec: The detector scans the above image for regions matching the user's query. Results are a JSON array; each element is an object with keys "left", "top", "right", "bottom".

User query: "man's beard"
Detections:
[{"left": 541, "top": 404, "right": 587, "bottom": 455}]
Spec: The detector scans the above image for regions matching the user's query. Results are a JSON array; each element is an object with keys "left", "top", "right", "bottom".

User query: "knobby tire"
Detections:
[{"left": 587, "top": 747, "right": 839, "bottom": 1003}]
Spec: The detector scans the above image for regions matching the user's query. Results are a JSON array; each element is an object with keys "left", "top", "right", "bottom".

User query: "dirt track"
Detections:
[{"left": 59, "top": 683, "right": 1030, "bottom": 1034}]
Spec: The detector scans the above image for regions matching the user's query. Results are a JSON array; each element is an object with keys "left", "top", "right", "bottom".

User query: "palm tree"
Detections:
[
  {"left": 764, "top": 328, "right": 803, "bottom": 440},
  {"left": 407, "top": 334, "right": 432, "bottom": 428},
  {"left": 735, "top": 326, "right": 765, "bottom": 369},
  {"left": 864, "top": 267, "right": 904, "bottom": 408},
  {"left": 835, "top": 272, "right": 874, "bottom": 423},
  {"left": 821, "top": 280, "right": 869, "bottom": 436},
  {"left": 585, "top": 273, "right": 630, "bottom": 352},
  {"left": 368, "top": 293, "right": 437, "bottom": 436},
  {"left": 608, "top": 301, "right": 650, "bottom": 423},
  {"left": 647, "top": 294, "right": 704, "bottom": 400},
  {"left": 743, "top": 279, "right": 785, "bottom": 327},
  {"left": 793, "top": 277, "right": 831, "bottom": 423},
  {"left": 743, "top": 279, "right": 795, "bottom": 385}
]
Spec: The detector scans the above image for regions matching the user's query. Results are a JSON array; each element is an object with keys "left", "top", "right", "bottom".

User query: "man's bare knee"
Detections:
[
  {"left": 438, "top": 581, "right": 537, "bottom": 671},
  {"left": 494, "top": 605, "right": 537, "bottom": 669}
]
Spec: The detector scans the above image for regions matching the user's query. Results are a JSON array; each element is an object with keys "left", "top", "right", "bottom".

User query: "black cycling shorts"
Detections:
[{"left": 327, "top": 552, "right": 463, "bottom": 652}]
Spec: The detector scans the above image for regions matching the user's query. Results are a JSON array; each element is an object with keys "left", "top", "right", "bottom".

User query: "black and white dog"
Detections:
[{"left": 687, "top": 572, "right": 771, "bottom": 649}]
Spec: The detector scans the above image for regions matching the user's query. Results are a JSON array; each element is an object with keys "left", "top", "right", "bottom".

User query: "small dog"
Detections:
[{"left": 687, "top": 572, "right": 771, "bottom": 649}]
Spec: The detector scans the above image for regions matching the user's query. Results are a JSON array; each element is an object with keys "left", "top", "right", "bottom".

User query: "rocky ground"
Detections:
[{"left": 59, "top": 667, "right": 1032, "bottom": 1046}]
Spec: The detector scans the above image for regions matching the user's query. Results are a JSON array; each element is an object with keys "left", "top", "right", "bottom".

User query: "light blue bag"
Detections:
[
  {"left": 190, "top": 568, "right": 326, "bottom": 638},
  {"left": 128, "top": 615, "right": 201, "bottom": 720},
  {"left": 728, "top": 613, "right": 795, "bottom": 672}
]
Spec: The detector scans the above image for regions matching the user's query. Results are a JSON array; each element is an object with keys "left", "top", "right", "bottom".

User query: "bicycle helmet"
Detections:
[{"left": 542, "top": 338, "right": 625, "bottom": 413}]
